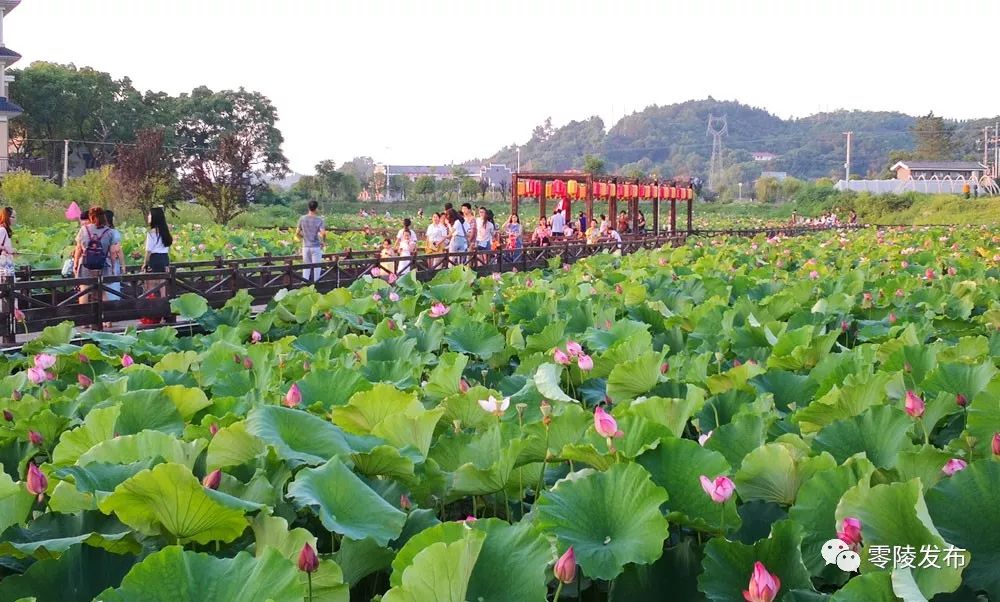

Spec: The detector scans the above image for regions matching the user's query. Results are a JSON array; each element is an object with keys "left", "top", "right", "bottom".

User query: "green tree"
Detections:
[
  {"left": 754, "top": 176, "right": 781, "bottom": 203},
  {"left": 912, "top": 112, "right": 957, "bottom": 160},
  {"left": 413, "top": 175, "right": 436, "bottom": 198},
  {"left": 112, "top": 128, "right": 182, "bottom": 215},
  {"left": 582, "top": 154, "right": 606, "bottom": 175},
  {"left": 459, "top": 177, "right": 480, "bottom": 198},
  {"left": 182, "top": 134, "right": 264, "bottom": 224}
]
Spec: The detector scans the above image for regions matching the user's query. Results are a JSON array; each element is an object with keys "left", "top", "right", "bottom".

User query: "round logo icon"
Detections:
[{"left": 821, "top": 539, "right": 849, "bottom": 565}]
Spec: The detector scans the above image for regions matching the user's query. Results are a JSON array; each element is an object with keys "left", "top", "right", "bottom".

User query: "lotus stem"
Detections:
[
  {"left": 307, "top": 571, "right": 313, "bottom": 602},
  {"left": 553, "top": 581, "right": 564, "bottom": 602}
]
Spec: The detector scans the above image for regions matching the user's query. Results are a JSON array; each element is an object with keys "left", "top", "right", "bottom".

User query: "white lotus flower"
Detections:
[{"left": 477, "top": 395, "right": 510, "bottom": 416}]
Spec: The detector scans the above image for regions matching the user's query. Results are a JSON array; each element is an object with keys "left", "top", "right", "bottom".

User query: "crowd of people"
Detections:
[{"left": 788, "top": 209, "right": 857, "bottom": 227}]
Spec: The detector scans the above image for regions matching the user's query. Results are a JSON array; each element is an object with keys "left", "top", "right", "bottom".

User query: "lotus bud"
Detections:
[
  {"left": 209, "top": 423, "right": 220, "bottom": 436},
  {"left": 13, "top": 308, "right": 25, "bottom": 322},
  {"left": 889, "top": 312, "right": 897, "bottom": 324},
  {"left": 11, "top": 390, "right": 21, "bottom": 401},
  {"left": 459, "top": 379, "right": 469, "bottom": 393},
  {"left": 284, "top": 384, "right": 302, "bottom": 408},
  {"left": 743, "top": 561, "right": 781, "bottom": 602},
  {"left": 26, "top": 463, "right": 47, "bottom": 501},
  {"left": 2, "top": 410, "right": 12, "bottom": 422},
  {"left": 387, "top": 319, "right": 396, "bottom": 331},
  {"left": 698, "top": 430, "right": 713, "bottom": 446},
  {"left": 389, "top": 291, "right": 400, "bottom": 302},
  {"left": 614, "top": 284, "right": 623, "bottom": 295},
  {"left": 201, "top": 469, "right": 222, "bottom": 490},
  {"left": 553, "top": 546, "right": 577, "bottom": 584},
  {"left": 837, "top": 517, "right": 862, "bottom": 546},
  {"left": 28, "top": 430, "right": 42, "bottom": 446},
  {"left": 453, "top": 419, "right": 462, "bottom": 434},
  {"left": 594, "top": 406, "right": 623, "bottom": 439},
  {"left": 400, "top": 494, "right": 412, "bottom": 511},
  {"left": 553, "top": 349, "right": 570, "bottom": 365},
  {"left": 941, "top": 458, "right": 967, "bottom": 476},
  {"left": 233, "top": 353, "right": 242, "bottom": 364},
  {"left": 297, "top": 542, "right": 319, "bottom": 573},
  {"left": 660, "top": 362, "right": 669, "bottom": 375},
  {"left": 956, "top": 393, "right": 968, "bottom": 408},
  {"left": 243, "top": 356, "right": 254, "bottom": 370},
  {"left": 699, "top": 475, "right": 735, "bottom": 503},
  {"left": 251, "top": 330, "right": 262, "bottom": 343},
  {"left": 77, "top": 373, "right": 92, "bottom": 389},
  {"left": 121, "top": 354, "right": 134, "bottom": 368},
  {"left": 565, "top": 341, "right": 583, "bottom": 357},
  {"left": 78, "top": 353, "right": 89, "bottom": 364},
  {"left": 904, "top": 390, "right": 925, "bottom": 418},
  {"left": 991, "top": 433, "right": 1000, "bottom": 456},
  {"left": 904, "top": 362, "right": 912, "bottom": 373}
]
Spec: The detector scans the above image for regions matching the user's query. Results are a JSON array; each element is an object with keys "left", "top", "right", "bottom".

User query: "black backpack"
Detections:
[{"left": 82, "top": 228, "right": 110, "bottom": 271}]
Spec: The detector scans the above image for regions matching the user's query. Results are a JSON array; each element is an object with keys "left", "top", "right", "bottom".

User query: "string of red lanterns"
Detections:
[{"left": 515, "top": 179, "right": 693, "bottom": 201}]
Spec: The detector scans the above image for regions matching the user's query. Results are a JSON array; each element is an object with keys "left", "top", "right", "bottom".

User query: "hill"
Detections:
[{"left": 486, "top": 98, "right": 998, "bottom": 193}]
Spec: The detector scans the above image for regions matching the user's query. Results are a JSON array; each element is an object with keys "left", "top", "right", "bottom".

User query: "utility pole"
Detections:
[
  {"left": 843, "top": 131, "right": 852, "bottom": 183},
  {"left": 62, "top": 139, "right": 69, "bottom": 187},
  {"left": 994, "top": 123, "right": 999, "bottom": 179},
  {"left": 516, "top": 146, "right": 520, "bottom": 173},
  {"left": 706, "top": 115, "right": 728, "bottom": 192},
  {"left": 984, "top": 126, "right": 991, "bottom": 175}
]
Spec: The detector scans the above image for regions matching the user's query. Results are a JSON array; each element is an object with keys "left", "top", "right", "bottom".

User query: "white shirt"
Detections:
[
  {"left": 476, "top": 217, "right": 494, "bottom": 244},
  {"left": 146, "top": 230, "right": 169, "bottom": 254},
  {"left": 426, "top": 223, "right": 448, "bottom": 244},
  {"left": 609, "top": 230, "right": 622, "bottom": 243},
  {"left": 396, "top": 228, "right": 417, "bottom": 243},
  {"left": 550, "top": 211, "right": 566, "bottom": 234}
]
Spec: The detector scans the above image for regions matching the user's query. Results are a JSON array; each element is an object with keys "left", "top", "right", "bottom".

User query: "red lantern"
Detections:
[
  {"left": 516, "top": 180, "right": 526, "bottom": 197},
  {"left": 592, "top": 182, "right": 601, "bottom": 198},
  {"left": 630, "top": 184, "right": 639, "bottom": 199},
  {"left": 567, "top": 180, "right": 578, "bottom": 196},
  {"left": 640, "top": 185, "right": 650, "bottom": 199},
  {"left": 545, "top": 182, "right": 553, "bottom": 199}
]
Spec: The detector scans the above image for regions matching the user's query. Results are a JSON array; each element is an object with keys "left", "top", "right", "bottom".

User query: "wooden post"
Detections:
[
  {"left": 511, "top": 174, "right": 519, "bottom": 217},
  {"left": 585, "top": 174, "right": 594, "bottom": 229},
  {"left": 1, "top": 277, "right": 14, "bottom": 344},
  {"left": 609, "top": 197, "right": 617, "bottom": 226},
  {"left": 631, "top": 198, "right": 639, "bottom": 233},
  {"left": 652, "top": 197, "right": 660, "bottom": 233},
  {"left": 670, "top": 199, "right": 677, "bottom": 233},
  {"left": 686, "top": 196, "right": 693, "bottom": 234},
  {"left": 539, "top": 183, "right": 546, "bottom": 224}
]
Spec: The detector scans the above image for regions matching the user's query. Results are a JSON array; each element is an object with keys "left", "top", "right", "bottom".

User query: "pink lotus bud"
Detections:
[
  {"left": 13, "top": 308, "right": 25, "bottom": 322},
  {"left": 862, "top": 292, "right": 872, "bottom": 303},
  {"left": 463, "top": 515, "right": 477, "bottom": 523},
  {"left": 233, "top": 353, "right": 242, "bottom": 364},
  {"left": 492, "top": 272, "right": 502, "bottom": 282},
  {"left": 459, "top": 379, "right": 469, "bottom": 393},
  {"left": 387, "top": 273, "right": 398, "bottom": 285},
  {"left": 614, "top": 284, "right": 623, "bottom": 295},
  {"left": 430, "top": 303, "right": 450, "bottom": 318},
  {"left": 77, "top": 373, "right": 92, "bottom": 389},
  {"left": 605, "top": 320, "right": 612, "bottom": 329},
  {"left": 956, "top": 393, "right": 968, "bottom": 408},
  {"left": 11, "top": 390, "right": 20, "bottom": 401},
  {"left": 553, "top": 349, "right": 570, "bottom": 365},
  {"left": 837, "top": 517, "right": 862, "bottom": 546},
  {"left": 889, "top": 312, "right": 897, "bottom": 324},
  {"left": 202, "top": 469, "right": 222, "bottom": 490},
  {"left": 565, "top": 340, "right": 583, "bottom": 357},
  {"left": 33, "top": 354, "right": 56, "bottom": 370},
  {"left": 594, "top": 406, "right": 623, "bottom": 439},
  {"left": 947, "top": 267, "right": 956, "bottom": 276},
  {"left": 661, "top": 362, "right": 669, "bottom": 375},
  {"left": 28, "top": 430, "right": 42, "bottom": 446},
  {"left": 733, "top": 359, "right": 742, "bottom": 368},
  {"left": 400, "top": 494, "right": 412, "bottom": 511},
  {"left": 372, "top": 293, "right": 382, "bottom": 302},
  {"left": 699, "top": 475, "right": 735, "bottom": 503},
  {"left": 925, "top": 268, "right": 935, "bottom": 280},
  {"left": 387, "top": 319, "right": 397, "bottom": 331},
  {"left": 743, "top": 561, "right": 781, "bottom": 602},
  {"left": 27, "top": 367, "right": 47, "bottom": 385},
  {"left": 904, "top": 390, "right": 925, "bottom": 418},
  {"left": 992, "top": 433, "right": 1000, "bottom": 456},
  {"left": 577, "top": 354, "right": 594, "bottom": 371},
  {"left": 26, "top": 463, "right": 47, "bottom": 500},
  {"left": 841, "top": 320, "right": 850, "bottom": 332},
  {"left": 658, "top": 258, "right": 667, "bottom": 266},
  {"left": 242, "top": 356, "right": 254, "bottom": 370},
  {"left": 563, "top": 264, "right": 570, "bottom": 272},
  {"left": 809, "top": 270, "right": 819, "bottom": 280},
  {"left": 389, "top": 292, "right": 400, "bottom": 302},
  {"left": 298, "top": 542, "right": 319, "bottom": 573},
  {"left": 941, "top": 459, "right": 967, "bottom": 476},
  {"left": 553, "top": 547, "right": 577, "bottom": 584},
  {"left": 2, "top": 410, "right": 12, "bottom": 422},
  {"left": 303, "top": 361, "right": 311, "bottom": 372},
  {"left": 251, "top": 330, "right": 262, "bottom": 343},
  {"left": 209, "top": 423, "right": 220, "bottom": 436},
  {"left": 371, "top": 267, "right": 383, "bottom": 278},
  {"left": 903, "top": 362, "right": 912, "bottom": 373},
  {"left": 901, "top": 260, "right": 909, "bottom": 269},
  {"left": 121, "top": 354, "right": 134, "bottom": 368},
  {"left": 78, "top": 353, "right": 90, "bottom": 364},
  {"left": 525, "top": 278, "right": 534, "bottom": 288},
  {"left": 698, "top": 430, "right": 712, "bottom": 446},
  {"left": 284, "top": 383, "right": 302, "bottom": 408}
]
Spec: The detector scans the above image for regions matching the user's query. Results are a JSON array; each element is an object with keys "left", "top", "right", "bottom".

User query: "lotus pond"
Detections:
[{"left": 1, "top": 225, "right": 999, "bottom": 601}]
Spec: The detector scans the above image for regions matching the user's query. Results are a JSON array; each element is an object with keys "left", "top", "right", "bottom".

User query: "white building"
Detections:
[{"left": 0, "top": 0, "right": 23, "bottom": 174}]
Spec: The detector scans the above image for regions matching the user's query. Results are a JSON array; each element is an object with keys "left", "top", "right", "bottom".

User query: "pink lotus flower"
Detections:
[
  {"left": 492, "top": 272, "right": 502, "bottom": 282},
  {"left": 889, "top": 312, "right": 897, "bottom": 324},
  {"left": 594, "top": 406, "right": 623, "bottom": 438},
  {"left": 904, "top": 390, "right": 925, "bottom": 418},
  {"left": 661, "top": 362, "right": 669, "bottom": 375},
  {"left": 65, "top": 201, "right": 81, "bottom": 221},
  {"left": 371, "top": 267, "right": 384, "bottom": 277},
  {"left": 13, "top": 308, "right": 25, "bottom": 322},
  {"left": 400, "top": 494, "right": 412, "bottom": 511},
  {"left": 430, "top": 303, "right": 450, "bottom": 318},
  {"left": 26, "top": 463, "right": 47, "bottom": 500},
  {"left": 251, "top": 330, "right": 262, "bottom": 343},
  {"left": 525, "top": 278, "right": 534, "bottom": 288},
  {"left": 554, "top": 547, "right": 576, "bottom": 584},
  {"left": 209, "top": 423, "right": 220, "bottom": 436},
  {"left": 201, "top": 469, "right": 222, "bottom": 490},
  {"left": 387, "top": 273, "right": 398, "bottom": 285},
  {"left": 33, "top": 354, "right": 56, "bottom": 370},
  {"left": 284, "top": 383, "right": 302, "bottom": 408},
  {"left": 565, "top": 340, "right": 583, "bottom": 357},
  {"left": 925, "top": 268, "right": 935, "bottom": 280},
  {"left": 372, "top": 293, "right": 382, "bottom": 302},
  {"left": 459, "top": 378, "right": 469, "bottom": 393},
  {"left": 743, "top": 561, "right": 781, "bottom": 602},
  {"left": 901, "top": 261, "right": 909, "bottom": 269},
  {"left": 27, "top": 367, "right": 47, "bottom": 385},
  {"left": 121, "top": 354, "right": 134, "bottom": 368},
  {"left": 577, "top": 354, "right": 594, "bottom": 371},
  {"left": 698, "top": 430, "right": 713, "bottom": 446},
  {"left": 658, "top": 258, "right": 667, "bottom": 266},
  {"left": 955, "top": 393, "right": 968, "bottom": 408},
  {"left": 942, "top": 458, "right": 967, "bottom": 476},
  {"left": 699, "top": 475, "right": 735, "bottom": 503},
  {"left": 838, "top": 517, "right": 862, "bottom": 546},
  {"left": 298, "top": 542, "right": 319, "bottom": 573},
  {"left": 992, "top": 433, "right": 1000, "bottom": 456},
  {"left": 947, "top": 266, "right": 956, "bottom": 276},
  {"left": 477, "top": 395, "right": 510, "bottom": 416},
  {"left": 77, "top": 373, "right": 92, "bottom": 389},
  {"left": 862, "top": 292, "right": 872, "bottom": 303},
  {"left": 28, "top": 430, "right": 42, "bottom": 446},
  {"left": 809, "top": 270, "right": 819, "bottom": 280},
  {"left": 198, "top": 243, "right": 207, "bottom": 251},
  {"left": 553, "top": 349, "right": 570, "bottom": 365},
  {"left": 389, "top": 292, "right": 400, "bottom": 302}
]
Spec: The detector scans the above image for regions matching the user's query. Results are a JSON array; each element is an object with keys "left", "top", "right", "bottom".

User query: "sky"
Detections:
[{"left": 9, "top": 0, "right": 1000, "bottom": 173}]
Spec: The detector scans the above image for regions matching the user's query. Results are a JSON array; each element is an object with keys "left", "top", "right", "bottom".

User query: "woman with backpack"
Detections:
[
  {"left": 0, "top": 208, "right": 17, "bottom": 317},
  {"left": 141, "top": 207, "right": 173, "bottom": 299},
  {"left": 73, "top": 207, "right": 114, "bottom": 305}
]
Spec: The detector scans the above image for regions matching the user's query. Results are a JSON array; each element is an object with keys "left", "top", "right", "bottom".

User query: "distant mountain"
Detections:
[
  {"left": 272, "top": 172, "right": 305, "bottom": 190},
  {"left": 486, "top": 99, "right": 997, "bottom": 188}
]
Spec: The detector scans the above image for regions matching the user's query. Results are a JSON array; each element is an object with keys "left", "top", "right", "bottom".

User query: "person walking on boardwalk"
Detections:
[
  {"left": 73, "top": 207, "right": 115, "bottom": 306},
  {"left": 296, "top": 201, "right": 326, "bottom": 282}
]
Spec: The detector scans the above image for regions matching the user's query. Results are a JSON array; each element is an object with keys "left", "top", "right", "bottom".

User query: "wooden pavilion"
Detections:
[{"left": 510, "top": 172, "right": 695, "bottom": 234}]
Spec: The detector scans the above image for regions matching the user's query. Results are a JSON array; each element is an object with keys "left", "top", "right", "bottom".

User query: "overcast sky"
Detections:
[{"left": 9, "top": 0, "right": 1000, "bottom": 173}]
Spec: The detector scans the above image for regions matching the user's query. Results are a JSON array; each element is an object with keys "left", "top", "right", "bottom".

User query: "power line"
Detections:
[{"left": 15, "top": 137, "right": 217, "bottom": 153}]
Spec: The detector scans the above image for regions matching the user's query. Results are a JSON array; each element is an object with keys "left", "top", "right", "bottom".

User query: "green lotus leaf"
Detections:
[
  {"left": 812, "top": 405, "right": 915, "bottom": 468},
  {"left": 749, "top": 370, "right": 817, "bottom": 413},
  {"left": 624, "top": 387, "right": 706, "bottom": 438},
  {"left": 152, "top": 351, "right": 199, "bottom": 374},
  {"left": 439, "top": 386, "right": 500, "bottom": 431},
  {"left": 382, "top": 528, "right": 484, "bottom": 602},
  {"left": 704, "top": 413, "right": 768, "bottom": 469},
  {"left": 0, "top": 544, "right": 136, "bottom": 602},
  {"left": 296, "top": 365, "right": 373, "bottom": 409},
  {"left": 835, "top": 478, "right": 964, "bottom": 599},
  {"left": 246, "top": 405, "right": 352, "bottom": 467},
  {"left": 55, "top": 460, "right": 161, "bottom": 496},
  {"left": 606, "top": 351, "right": 664, "bottom": 403},
  {"left": 169, "top": 293, "right": 209, "bottom": 319},
  {"left": 77, "top": 430, "right": 207, "bottom": 469},
  {"left": 0, "top": 512, "right": 139, "bottom": 559},
  {"left": 423, "top": 352, "right": 470, "bottom": 401},
  {"left": 735, "top": 443, "right": 837, "bottom": 506},
  {"left": 332, "top": 384, "right": 421, "bottom": 435},
  {"left": 535, "top": 463, "right": 669, "bottom": 580},
  {"left": 926, "top": 460, "right": 1000, "bottom": 600},
  {"left": 249, "top": 513, "right": 316, "bottom": 562},
  {"left": 444, "top": 322, "right": 505, "bottom": 360},
  {"left": 610, "top": 539, "right": 705, "bottom": 602},
  {"left": 371, "top": 408, "right": 445, "bottom": 459},
  {"left": 767, "top": 326, "right": 839, "bottom": 371},
  {"left": 113, "top": 391, "right": 185, "bottom": 437},
  {"left": 964, "top": 380, "right": 1000, "bottom": 456},
  {"left": 350, "top": 445, "right": 416, "bottom": 480},
  {"left": 0, "top": 471, "right": 35, "bottom": 536},
  {"left": 98, "top": 463, "right": 249, "bottom": 544},
  {"left": 533, "top": 363, "right": 575, "bottom": 403},
  {"left": 333, "top": 537, "right": 396, "bottom": 587},
  {"left": 206, "top": 420, "right": 265, "bottom": 471},
  {"left": 792, "top": 371, "right": 894, "bottom": 435},
  {"left": 787, "top": 457, "right": 876, "bottom": 576},
  {"left": 519, "top": 403, "right": 592, "bottom": 464},
  {"left": 98, "top": 546, "right": 302, "bottom": 602},
  {"left": 699, "top": 519, "right": 815, "bottom": 601},
  {"left": 894, "top": 445, "right": 955, "bottom": 494},
  {"left": 286, "top": 456, "right": 406, "bottom": 546}
]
